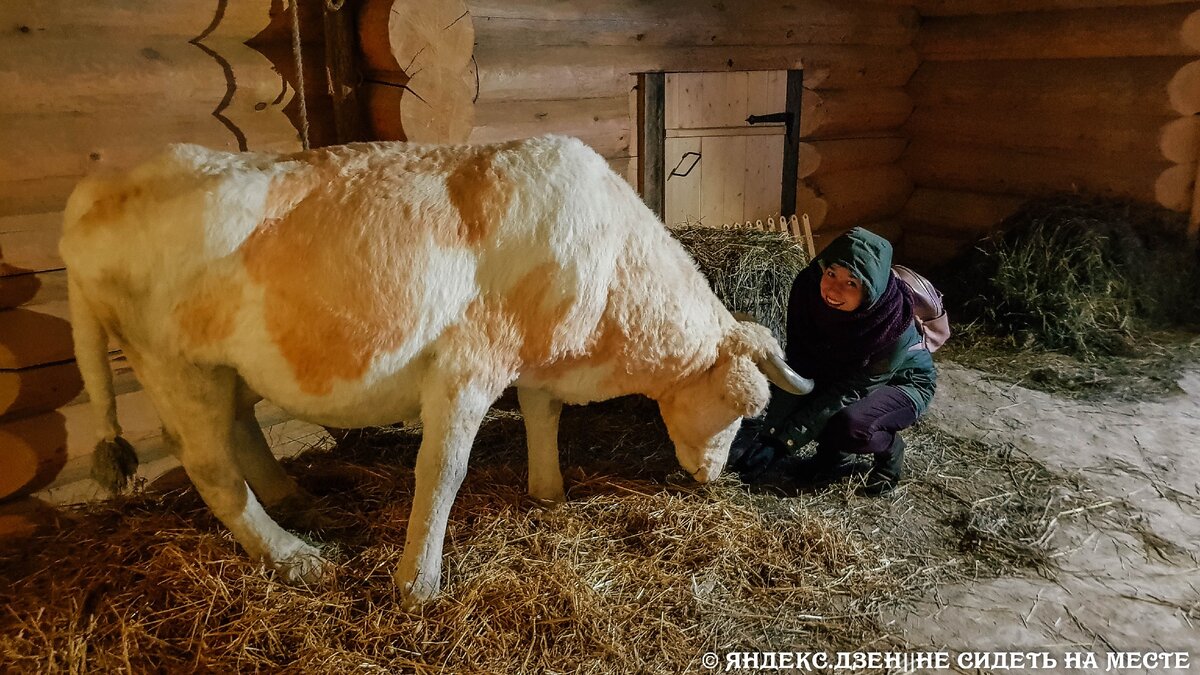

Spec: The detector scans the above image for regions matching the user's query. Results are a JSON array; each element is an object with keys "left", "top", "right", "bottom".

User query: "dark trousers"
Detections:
[{"left": 816, "top": 386, "right": 918, "bottom": 456}]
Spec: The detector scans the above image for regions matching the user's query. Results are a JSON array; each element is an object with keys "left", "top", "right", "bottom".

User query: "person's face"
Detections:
[{"left": 819, "top": 263, "right": 864, "bottom": 312}]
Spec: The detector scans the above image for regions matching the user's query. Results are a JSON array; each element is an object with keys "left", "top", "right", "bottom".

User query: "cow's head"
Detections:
[{"left": 657, "top": 320, "right": 813, "bottom": 482}]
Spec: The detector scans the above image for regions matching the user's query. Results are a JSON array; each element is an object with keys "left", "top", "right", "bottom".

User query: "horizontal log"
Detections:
[
  {"left": 863, "top": 219, "right": 905, "bottom": 245},
  {"left": 801, "top": 88, "right": 913, "bottom": 138},
  {"left": 796, "top": 136, "right": 908, "bottom": 178},
  {"left": 799, "top": 164, "right": 913, "bottom": 229},
  {"left": 0, "top": 361, "right": 83, "bottom": 422},
  {"left": 0, "top": 177, "right": 78, "bottom": 220},
  {"left": 362, "top": 78, "right": 475, "bottom": 143},
  {"left": 803, "top": 219, "right": 902, "bottom": 256},
  {"left": 0, "top": 111, "right": 300, "bottom": 186},
  {"left": 1168, "top": 58, "right": 1200, "bottom": 114},
  {"left": 0, "top": 412, "right": 68, "bottom": 501},
  {"left": 362, "top": 82, "right": 406, "bottom": 142},
  {"left": 902, "top": 187, "right": 1026, "bottom": 234},
  {"left": 398, "top": 65, "right": 476, "bottom": 143},
  {"left": 0, "top": 497, "right": 61, "bottom": 541},
  {"left": 0, "top": 272, "right": 44, "bottom": 308},
  {"left": 0, "top": 290, "right": 123, "bottom": 371},
  {"left": 899, "top": 229, "right": 974, "bottom": 268},
  {"left": 908, "top": 57, "right": 1196, "bottom": 117},
  {"left": 1, "top": 0, "right": 274, "bottom": 39},
  {"left": 468, "top": 97, "right": 631, "bottom": 157},
  {"left": 911, "top": 0, "right": 1194, "bottom": 16},
  {"left": 906, "top": 107, "right": 1192, "bottom": 163},
  {"left": 0, "top": 306, "right": 75, "bottom": 370},
  {"left": 793, "top": 183, "right": 828, "bottom": 228},
  {"left": 0, "top": 269, "right": 66, "bottom": 310},
  {"left": 468, "top": 0, "right": 917, "bottom": 47},
  {"left": 0, "top": 37, "right": 291, "bottom": 116},
  {"left": 358, "top": 0, "right": 473, "bottom": 74},
  {"left": 0, "top": 212, "right": 64, "bottom": 274},
  {"left": 917, "top": 5, "right": 1200, "bottom": 60},
  {"left": 474, "top": 44, "right": 918, "bottom": 100},
  {"left": 903, "top": 140, "right": 1178, "bottom": 206},
  {"left": 1155, "top": 162, "right": 1196, "bottom": 212}
]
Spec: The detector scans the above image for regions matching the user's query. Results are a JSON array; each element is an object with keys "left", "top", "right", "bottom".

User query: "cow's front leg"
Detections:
[
  {"left": 518, "top": 386, "right": 565, "bottom": 503},
  {"left": 395, "top": 375, "right": 499, "bottom": 609}
]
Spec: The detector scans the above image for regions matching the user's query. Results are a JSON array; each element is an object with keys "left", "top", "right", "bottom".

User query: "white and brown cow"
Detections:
[{"left": 61, "top": 135, "right": 812, "bottom": 607}]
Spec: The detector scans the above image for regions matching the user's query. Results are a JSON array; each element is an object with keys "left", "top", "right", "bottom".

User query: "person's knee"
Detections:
[{"left": 828, "top": 406, "right": 874, "bottom": 444}]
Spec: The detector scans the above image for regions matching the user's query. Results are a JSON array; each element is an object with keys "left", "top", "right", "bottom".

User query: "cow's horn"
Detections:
[{"left": 756, "top": 351, "right": 814, "bottom": 395}]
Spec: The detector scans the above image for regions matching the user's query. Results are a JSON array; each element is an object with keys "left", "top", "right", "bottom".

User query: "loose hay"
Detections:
[
  {"left": 946, "top": 195, "right": 1200, "bottom": 360},
  {"left": 669, "top": 226, "right": 810, "bottom": 345},
  {"left": 940, "top": 325, "right": 1200, "bottom": 401},
  {"left": 0, "top": 397, "right": 1091, "bottom": 673}
]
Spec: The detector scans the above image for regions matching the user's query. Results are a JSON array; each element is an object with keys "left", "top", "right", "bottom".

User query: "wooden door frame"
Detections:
[{"left": 637, "top": 69, "right": 803, "bottom": 222}]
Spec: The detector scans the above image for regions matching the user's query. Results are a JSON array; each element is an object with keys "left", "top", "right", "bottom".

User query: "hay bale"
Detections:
[
  {"left": 947, "top": 195, "right": 1200, "bottom": 359},
  {"left": 669, "top": 226, "right": 810, "bottom": 346}
]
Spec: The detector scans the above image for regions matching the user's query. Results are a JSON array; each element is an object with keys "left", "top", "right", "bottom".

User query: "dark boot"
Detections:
[{"left": 862, "top": 436, "right": 905, "bottom": 496}]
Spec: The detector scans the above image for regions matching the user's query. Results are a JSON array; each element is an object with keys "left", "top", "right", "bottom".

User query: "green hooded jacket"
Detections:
[{"left": 760, "top": 228, "right": 936, "bottom": 450}]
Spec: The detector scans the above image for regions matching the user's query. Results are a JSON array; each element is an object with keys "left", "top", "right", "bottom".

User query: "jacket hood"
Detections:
[{"left": 815, "top": 227, "right": 894, "bottom": 307}]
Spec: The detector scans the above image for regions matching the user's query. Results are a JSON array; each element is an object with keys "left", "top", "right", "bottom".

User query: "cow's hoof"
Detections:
[
  {"left": 395, "top": 573, "right": 438, "bottom": 611},
  {"left": 274, "top": 543, "right": 331, "bottom": 586}
]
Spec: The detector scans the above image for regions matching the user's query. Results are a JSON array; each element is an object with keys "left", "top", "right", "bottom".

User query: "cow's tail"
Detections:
[{"left": 68, "top": 271, "right": 138, "bottom": 492}]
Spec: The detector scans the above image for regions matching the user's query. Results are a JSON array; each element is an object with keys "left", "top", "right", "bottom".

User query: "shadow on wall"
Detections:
[{"left": 1, "top": 260, "right": 78, "bottom": 502}]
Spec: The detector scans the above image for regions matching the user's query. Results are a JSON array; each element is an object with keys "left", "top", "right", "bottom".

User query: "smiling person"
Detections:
[{"left": 729, "top": 227, "right": 937, "bottom": 495}]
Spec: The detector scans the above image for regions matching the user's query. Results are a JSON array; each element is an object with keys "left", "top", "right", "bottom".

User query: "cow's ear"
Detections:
[
  {"left": 723, "top": 320, "right": 814, "bottom": 396},
  {"left": 722, "top": 318, "right": 777, "bottom": 360},
  {"left": 718, "top": 354, "right": 770, "bottom": 417}
]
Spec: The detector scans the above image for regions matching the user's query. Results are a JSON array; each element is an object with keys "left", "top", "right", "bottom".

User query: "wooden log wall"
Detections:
[
  {"left": 898, "top": 1, "right": 1200, "bottom": 265},
  {"left": 359, "top": 0, "right": 921, "bottom": 242},
  {"left": 0, "top": 0, "right": 306, "bottom": 500}
]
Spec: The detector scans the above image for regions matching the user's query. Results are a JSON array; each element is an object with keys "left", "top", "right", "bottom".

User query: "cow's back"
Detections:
[{"left": 60, "top": 136, "right": 654, "bottom": 423}]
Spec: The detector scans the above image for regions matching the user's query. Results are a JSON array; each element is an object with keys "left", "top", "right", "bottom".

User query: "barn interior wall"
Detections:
[
  {"left": 22, "top": 0, "right": 1194, "bottom": 503},
  {"left": 0, "top": 0, "right": 313, "bottom": 502},
  {"left": 454, "top": 0, "right": 922, "bottom": 250},
  {"left": 896, "top": 0, "right": 1200, "bottom": 266}
]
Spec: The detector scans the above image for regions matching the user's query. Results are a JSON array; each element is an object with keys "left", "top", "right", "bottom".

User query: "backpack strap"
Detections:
[{"left": 892, "top": 264, "right": 950, "bottom": 352}]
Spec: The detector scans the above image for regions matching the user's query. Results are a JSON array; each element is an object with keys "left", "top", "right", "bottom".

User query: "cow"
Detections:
[{"left": 60, "top": 135, "right": 813, "bottom": 607}]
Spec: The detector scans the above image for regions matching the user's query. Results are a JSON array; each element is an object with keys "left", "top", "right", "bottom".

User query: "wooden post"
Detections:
[
  {"left": 638, "top": 72, "right": 666, "bottom": 220},
  {"left": 781, "top": 68, "right": 803, "bottom": 218},
  {"left": 322, "top": 0, "right": 368, "bottom": 144}
]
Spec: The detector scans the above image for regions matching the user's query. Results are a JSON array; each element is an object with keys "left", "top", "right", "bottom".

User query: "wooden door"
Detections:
[{"left": 661, "top": 71, "right": 790, "bottom": 228}]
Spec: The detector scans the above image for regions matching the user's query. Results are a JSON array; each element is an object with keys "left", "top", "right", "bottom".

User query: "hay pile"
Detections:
[
  {"left": 0, "top": 394, "right": 1090, "bottom": 673},
  {"left": 947, "top": 195, "right": 1200, "bottom": 359},
  {"left": 670, "top": 226, "right": 810, "bottom": 345}
]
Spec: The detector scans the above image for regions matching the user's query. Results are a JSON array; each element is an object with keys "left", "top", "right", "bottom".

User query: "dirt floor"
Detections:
[{"left": 892, "top": 360, "right": 1200, "bottom": 669}]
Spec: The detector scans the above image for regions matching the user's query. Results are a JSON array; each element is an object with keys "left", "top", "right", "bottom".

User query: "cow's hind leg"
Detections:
[
  {"left": 395, "top": 370, "right": 506, "bottom": 609},
  {"left": 228, "top": 379, "right": 328, "bottom": 530},
  {"left": 143, "top": 362, "right": 327, "bottom": 584},
  {"left": 517, "top": 386, "right": 565, "bottom": 503}
]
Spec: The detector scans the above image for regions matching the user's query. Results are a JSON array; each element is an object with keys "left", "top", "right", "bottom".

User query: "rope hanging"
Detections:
[{"left": 289, "top": 0, "right": 311, "bottom": 150}]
